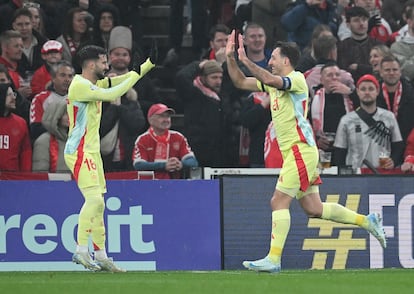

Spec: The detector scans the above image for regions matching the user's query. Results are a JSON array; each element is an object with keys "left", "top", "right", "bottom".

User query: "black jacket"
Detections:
[
  {"left": 100, "top": 88, "right": 146, "bottom": 171},
  {"left": 377, "top": 77, "right": 414, "bottom": 143},
  {"left": 175, "top": 61, "right": 240, "bottom": 167}
]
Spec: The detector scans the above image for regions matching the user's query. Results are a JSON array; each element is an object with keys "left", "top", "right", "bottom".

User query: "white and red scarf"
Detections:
[
  {"left": 193, "top": 76, "right": 220, "bottom": 101},
  {"left": 382, "top": 81, "right": 402, "bottom": 118},
  {"left": 312, "top": 88, "right": 353, "bottom": 135},
  {"left": 65, "top": 36, "right": 79, "bottom": 57}
]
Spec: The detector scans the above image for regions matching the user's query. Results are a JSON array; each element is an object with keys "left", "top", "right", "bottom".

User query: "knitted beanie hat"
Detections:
[
  {"left": 108, "top": 26, "right": 132, "bottom": 52},
  {"left": 201, "top": 60, "right": 223, "bottom": 75}
]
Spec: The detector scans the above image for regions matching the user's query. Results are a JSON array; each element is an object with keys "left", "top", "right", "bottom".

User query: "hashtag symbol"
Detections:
[{"left": 302, "top": 194, "right": 367, "bottom": 269}]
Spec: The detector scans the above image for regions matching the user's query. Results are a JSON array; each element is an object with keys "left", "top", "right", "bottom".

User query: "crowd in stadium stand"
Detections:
[{"left": 1, "top": 0, "right": 414, "bottom": 176}]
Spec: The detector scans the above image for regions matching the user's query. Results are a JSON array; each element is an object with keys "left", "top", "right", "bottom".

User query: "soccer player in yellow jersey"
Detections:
[
  {"left": 64, "top": 45, "right": 155, "bottom": 272},
  {"left": 225, "top": 30, "right": 387, "bottom": 273}
]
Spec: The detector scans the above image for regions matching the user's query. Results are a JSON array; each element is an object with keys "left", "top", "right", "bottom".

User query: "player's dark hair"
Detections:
[
  {"left": 274, "top": 41, "right": 301, "bottom": 68},
  {"left": 77, "top": 45, "right": 107, "bottom": 68}
]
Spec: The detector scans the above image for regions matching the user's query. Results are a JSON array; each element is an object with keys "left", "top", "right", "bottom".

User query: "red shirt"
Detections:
[
  {"left": 0, "top": 56, "right": 21, "bottom": 88},
  {"left": 132, "top": 129, "right": 194, "bottom": 179},
  {"left": 31, "top": 64, "right": 51, "bottom": 97},
  {"left": 0, "top": 114, "right": 32, "bottom": 171}
]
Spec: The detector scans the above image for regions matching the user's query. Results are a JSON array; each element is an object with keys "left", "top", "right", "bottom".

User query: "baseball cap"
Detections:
[
  {"left": 41, "top": 40, "right": 63, "bottom": 54},
  {"left": 147, "top": 103, "right": 175, "bottom": 120},
  {"left": 356, "top": 74, "right": 380, "bottom": 90}
]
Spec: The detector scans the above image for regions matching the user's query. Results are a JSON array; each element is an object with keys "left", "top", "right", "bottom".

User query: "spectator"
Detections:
[
  {"left": 296, "top": 23, "right": 333, "bottom": 73},
  {"left": 201, "top": 23, "right": 230, "bottom": 65},
  {"left": 163, "top": 0, "right": 208, "bottom": 67},
  {"left": 0, "top": 63, "right": 29, "bottom": 124},
  {"left": 221, "top": 23, "right": 271, "bottom": 166},
  {"left": 304, "top": 35, "right": 355, "bottom": 99},
  {"left": 30, "top": 60, "right": 74, "bottom": 142},
  {"left": 377, "top": 54, "right": 414, "bottom": 143},
  {"left": 23, "top": 1, "right": 47, "bottom": 38},
  {"left": 390, "top": 5, "right": 414, "bottom": 84},
  {"left": 12, "top": 8, "right": 48, "bottom": 79},
  {"left": 0, "top": 83, "right": 32, "bottom": 171},
  {"left": 401, "top": 127, "right": 414, "bottom": 172},
  {"left": 311, "top": 62, "right": 354, "bottom": 152},
  {"left": 337, "top": 6, "right": 382, "bottom": 82},
  {"left": 57, "top": 7, "right": 92, "bottom": 65},
  {"left": 369, "top": 43, "right": 392, "bottom": 79},
  {"left": 281, "top": 0, "right": 339, "bottom": 51},
  {"left": 0, "top": 0, "right": 24, "bottom": 34},
  {"left": 241, "top": 22, "right": 272, "bottom": 68},
  {"left": 176, "top": 59, "right": 238, "bottom": 167},
  {"left": 30, "top": 40, "right": 64, "bottom": 97},
  {"left": 107, "top": 26, "right": 160, "bottom": 123},
  {"left": 0, "top": 30, "right": 32, "bottom": 100},
  {"left": 338, "top": 0, "right": 393, "bottom": 44},
  {"left": 32, "top": 99, "right": 70, "bottom": 172},
  {"left": 132, "top": 103, "right": 198, "bottom": 179},
  {"left": 251, "top": 0, "right": 291, "bottom": 48},
  {"left": 333, "top": 74, "right": 404, "bottom": 169},
  {"left": 88, "top": 3, "right": 120, "bottom": 51}
]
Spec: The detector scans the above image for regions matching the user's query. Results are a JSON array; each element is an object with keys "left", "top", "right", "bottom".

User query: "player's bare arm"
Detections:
[
  {"left": 236, "top": 33, "right": 284, "bottom": 89},
  {"left": 225, "top": 30, "right": 259, "bottom": 91}
]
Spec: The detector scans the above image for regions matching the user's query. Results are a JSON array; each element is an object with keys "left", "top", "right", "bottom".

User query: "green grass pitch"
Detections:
[{"left": 1, "top": 269, "right": 414, "bottom": 294}]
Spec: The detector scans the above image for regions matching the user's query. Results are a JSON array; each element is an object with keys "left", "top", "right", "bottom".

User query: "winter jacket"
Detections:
[{"left": 32, "top": 99, "right": 69, "bottom": 172}]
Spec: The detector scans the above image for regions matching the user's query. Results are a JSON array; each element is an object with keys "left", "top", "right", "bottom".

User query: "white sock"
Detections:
[
  {"left": 76, "top": 245, "right": 88, "bottom": 253},
  {"left": 94, "top": 249, "right": 108, "bottom": 261}
]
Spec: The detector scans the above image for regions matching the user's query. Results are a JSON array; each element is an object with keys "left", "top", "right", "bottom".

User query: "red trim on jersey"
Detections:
[
  {"left": 73, "top": 137, "right": 85, "bottom": 181},
  {"left": 292, "top": 144, "right": 309, "bottom": 192},
  {"left": 312, "top": 175, "right": 322, "bottom": 186},
  {"left": 72, "top": 104, "right": 78, "bottom": 127}
]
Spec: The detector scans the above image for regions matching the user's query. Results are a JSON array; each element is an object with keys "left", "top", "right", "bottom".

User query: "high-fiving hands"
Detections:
[{"left": 226, "top": 30, "right": 248, "bottom": 63}]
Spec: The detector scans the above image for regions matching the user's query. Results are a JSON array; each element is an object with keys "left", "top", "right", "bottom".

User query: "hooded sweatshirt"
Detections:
[
  {"left": 0, "top": 83, "right": 32, "bottom": 171},
  {"left": 32, "top": 99, "right": 70, "bottom": 172}
]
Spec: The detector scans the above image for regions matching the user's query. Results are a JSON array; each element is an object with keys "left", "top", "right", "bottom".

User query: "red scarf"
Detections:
[
  {"left": 382, "top": 81, "right": 402, "bottom": 118},
  {"left": 149, "top": 127, "right": 170, "bottom": 161}
]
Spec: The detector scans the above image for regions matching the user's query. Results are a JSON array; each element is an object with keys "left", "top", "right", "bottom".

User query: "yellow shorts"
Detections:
[
  {"left": 64, "top": 151, "right": 106, "bottom": 194},
  {"left": 276, "top": 143, "right": 321, "bottom": 199}
]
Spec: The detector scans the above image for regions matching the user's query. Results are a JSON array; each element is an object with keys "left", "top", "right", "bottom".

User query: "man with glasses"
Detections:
[{"left": 0, "top": 83, "right": 32, "bottom": 171}]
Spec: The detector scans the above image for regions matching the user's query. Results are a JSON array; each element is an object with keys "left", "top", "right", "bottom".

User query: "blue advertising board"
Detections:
[
  {"left": 0, "top": 180, "right": 221, "bottom": 271},
  {"left": 221, "top": 175, "right": 414, "bottom": 270}
]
